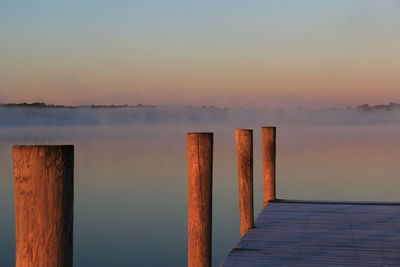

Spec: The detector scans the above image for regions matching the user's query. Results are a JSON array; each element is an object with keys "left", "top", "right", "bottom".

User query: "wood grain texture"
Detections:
[
  {"left": 221, "top": 201, "right": 400, "bottom": 266},
  {"left": 235, "top": 129, "right": 254, "bottom": 238},
  {"left": 13, "top": 145, "right": 74, "bottom": 267},
  {"left": 187, "top": 133, "right": 213, "bottom": 267},
  {"left": 262, "top": 127, "right": 276, "bottom": 206}
]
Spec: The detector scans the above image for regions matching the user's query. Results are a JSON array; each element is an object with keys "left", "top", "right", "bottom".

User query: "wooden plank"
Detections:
[
  {"left": 187, "top": 133, "right": 213, "bottom": 267},
  {"left": 221, "top": 201, "right": 400, "bottom": 266},
  {"left": 13, "top": 145, "right": 74, "bottom": 267},
  {"left": 235, "top": 129, "right": 254, "bottom": 237}
]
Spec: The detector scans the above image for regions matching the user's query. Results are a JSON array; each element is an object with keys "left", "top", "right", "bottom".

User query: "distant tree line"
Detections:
[
  {"left": 2, "top": 102, "right": 400, "bottom": 111},
  {"left": 0, "top": 102, "right": 157, "bottom": 108},
  {"left": 357, "top": 103, "right": 400, "bottom": 112}
]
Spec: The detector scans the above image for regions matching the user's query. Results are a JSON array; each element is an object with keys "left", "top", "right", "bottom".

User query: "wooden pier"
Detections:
[
  {"left": 221, "top": 200, "right": 400, "bottom": 266},
  {"left": 187, "top": 127, "right": 400, "bottom": 267}
]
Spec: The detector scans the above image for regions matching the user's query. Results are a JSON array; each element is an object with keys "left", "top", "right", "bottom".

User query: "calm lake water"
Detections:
[{"left": 1, "top": 108, "right": 400, "bottom": 266}]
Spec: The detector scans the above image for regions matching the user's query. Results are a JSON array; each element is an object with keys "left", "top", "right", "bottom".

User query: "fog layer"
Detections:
[{"left": 1, "top": 106, "right": 400, "bottom": 127}]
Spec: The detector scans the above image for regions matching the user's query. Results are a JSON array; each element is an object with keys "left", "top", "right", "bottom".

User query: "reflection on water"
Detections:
[{"left": 1, "top": 123, "right": 400, "bottom": 266}]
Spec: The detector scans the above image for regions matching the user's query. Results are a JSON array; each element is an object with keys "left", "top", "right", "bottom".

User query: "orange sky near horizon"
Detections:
[{"left": 1, "top": 0, "right": 399, "bottom": 108}]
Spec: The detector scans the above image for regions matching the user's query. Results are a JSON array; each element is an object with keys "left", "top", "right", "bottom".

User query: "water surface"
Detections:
[{"left": 1, "top": 108, "right": 400, "bottom": 266}]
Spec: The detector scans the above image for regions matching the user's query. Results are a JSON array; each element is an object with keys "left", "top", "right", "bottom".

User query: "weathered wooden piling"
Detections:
[
  {"left": 235, "top": 129, "right": 254, "bottom": 238},
  {"left": 187, "top": 133, "right": 213, "bottom": 267},
  {"left": 13, "top": 145, "right": 74, "bottom": 267},
  {"left": 262, "top": 127, "right": 276, "bottom": 206}
]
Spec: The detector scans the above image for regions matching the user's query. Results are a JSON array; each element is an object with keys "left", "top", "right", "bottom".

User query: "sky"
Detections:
[{"left": 0, "top": 0, "right": 399, "bottom": 108}]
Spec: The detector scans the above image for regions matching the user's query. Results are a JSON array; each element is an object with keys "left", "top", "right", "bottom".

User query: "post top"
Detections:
[
  {"left": 187, "top": 132, "right": 213, "bottom": 136},
  {"left": 235, "top": 129, "right": 253, "bottom": 132},
  {"left": 13, "top": 145, "right": 74, "bottom": 154},
  {"left": 13, "top": 145, "right": 74, "bottom": 149}
]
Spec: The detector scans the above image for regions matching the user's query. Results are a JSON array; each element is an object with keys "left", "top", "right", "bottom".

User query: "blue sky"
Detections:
[{"left": 1, "top": 0, "right": 399, "bottom": 107}]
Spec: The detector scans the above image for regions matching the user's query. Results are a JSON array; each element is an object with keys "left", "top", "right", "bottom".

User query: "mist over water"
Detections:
[
  {"left": 2, "top": 106, "right": 400, "bottom": 126},
  {"left": 1, "top": 107, "right": 400, "bottom": 266}
]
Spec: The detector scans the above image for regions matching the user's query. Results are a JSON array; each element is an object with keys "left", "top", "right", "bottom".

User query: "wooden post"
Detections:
[
  {"left": 187, "top": 133, "right": 213, "bottom": 267},
  {"left": 262, "top": 127, "right": 276, "bottom": 206},
  {"left": 235, "top": 129, "right": 254, "bottom": 238},
  {"left": 13, "top": 145, "right": 74, "bottom": 267}
]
